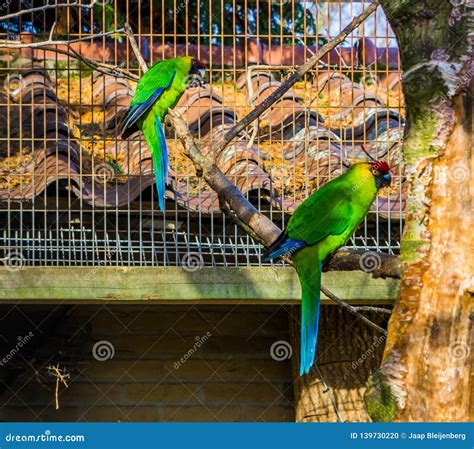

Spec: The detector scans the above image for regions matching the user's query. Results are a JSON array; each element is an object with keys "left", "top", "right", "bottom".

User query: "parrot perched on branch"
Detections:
[
  {"left": 263, "top": 161, "right": 391, "bottom": 375},
  {"left": 119, "top": 56, "right": 206, "bottom": 210}
]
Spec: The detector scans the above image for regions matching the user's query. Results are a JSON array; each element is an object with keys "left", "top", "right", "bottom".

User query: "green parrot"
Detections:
[
  {"left": 263, "top": 161, "right": 391, "bottom": 375},
  {"left": 119, "top": 56, "right": 206, "bottom": 210}
]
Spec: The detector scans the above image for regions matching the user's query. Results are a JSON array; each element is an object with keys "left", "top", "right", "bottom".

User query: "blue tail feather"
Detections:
[
  {"left": 153, "top": 116, "right": 169, "bottom": 211},
  {"left": 297, "top": 259, "right": 322, "bottom": 376}
]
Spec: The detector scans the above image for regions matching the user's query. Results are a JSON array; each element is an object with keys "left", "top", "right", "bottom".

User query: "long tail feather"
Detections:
[
  {"left": 154, "top": 116, "right": 169, "bottom": 210},
  {"left": 294, "top": 253, "right": 322, "bottom": 375},
  {"left": 143, "top": 113, "right": 169, "bottom": 210}
]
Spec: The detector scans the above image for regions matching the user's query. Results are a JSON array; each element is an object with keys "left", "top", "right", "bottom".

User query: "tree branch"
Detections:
[
  {"left": 321, "top": 286, "right": 388, "bottom": 335},
  {"left": 167, "top": 108, "right": 281, "bottom": 247},
  {"left": 0, "top": 42, "right": 137, "bottom": 82},
  {"left": 65, "top": 44, "right": 138, "bottom": 81},
  {"left": 124, "top": 23, "right": 148, "bottom": 73},
  {"left": 0, "top": 1, "right": 95, "bottom": 22},
  {"left": 211, "top": 0, "right": 379, "bottom": 157},
  {"left": 325, "top": 249, "right": 401, "bottom": 279},
  {"left": 0, "top": 28, "right": 125, "bottom": 49},
  {"left": 0, "top": 1, "right": 137, "bottom": 81}
]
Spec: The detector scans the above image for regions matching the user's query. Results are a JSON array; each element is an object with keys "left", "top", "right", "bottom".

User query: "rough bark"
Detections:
[{"left": 365, "top": 0, "right": 473, "bottom": 421}]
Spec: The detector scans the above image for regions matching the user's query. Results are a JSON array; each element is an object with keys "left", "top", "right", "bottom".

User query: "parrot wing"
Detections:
[
  {"left": 286, "top": 183, "right": 352, "bottom": 245},
  {"left": 263, "top": 182, "right": 352, "bottom": 261},
  {"left": 120, "top": 61, "right": 176, "bottom": 137}
]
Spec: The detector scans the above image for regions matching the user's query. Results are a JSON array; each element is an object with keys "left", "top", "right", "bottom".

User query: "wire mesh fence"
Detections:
[{"left": 0, "top": 0, "right": 404, "bottom": 268}]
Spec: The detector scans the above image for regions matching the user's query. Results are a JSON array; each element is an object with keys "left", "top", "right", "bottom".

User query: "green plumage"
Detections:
[
  {"left": 130, "top": 57, "right": 191, "bottom": 114},
  {"left": 120, "top": 56, "right": 196, "bottom": 210},
  {"left": 264, "top": 162, "right": 389, "bottom": 375}
]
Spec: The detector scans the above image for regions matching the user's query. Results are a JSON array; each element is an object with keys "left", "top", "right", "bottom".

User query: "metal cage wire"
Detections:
[{"left": 0, "top": 0, "right": 404, "bottom": 268}]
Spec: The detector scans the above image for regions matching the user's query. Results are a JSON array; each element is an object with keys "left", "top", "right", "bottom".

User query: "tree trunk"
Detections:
[{"left": 365, "top": 0, "right": 473, "bottom": 421}]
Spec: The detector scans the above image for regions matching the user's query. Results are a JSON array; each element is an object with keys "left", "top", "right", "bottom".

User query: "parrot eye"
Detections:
[{"left": 371, "top": 168, "right": 380, "bottom": 176}]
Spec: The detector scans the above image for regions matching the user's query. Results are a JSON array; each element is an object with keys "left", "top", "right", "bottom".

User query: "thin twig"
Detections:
[
  {"left": 354, "top": 306, "right": 392, "bottom": 314},
  {"left": 0, "top": 1, "right": 95, "bottom": 22},
  {"left": 314, "top": 364, "right": 344, "bottom": 422},
  {"left": 211, "top": 1, "right": 379, "bottom": 157},
  {"left": 0, "top": 36, "right": 138, "bottom": 81},
  {"left": 49, "top": 364, "right": 69, "bottom": 410},
  {"left": 0, "top": 1, "right": 133, "bottom": 80},
  {"left": 321, "top": 285, "right": 388, "bottom": 335},
  {"left": 124, "top": 23, "right": 148, "bottom": 73},
  {"left": 55, "top": 375, "right": 59, "bottom": 410},
  {"left": 48, "top": 22, "right": 57, "bottom": 42},
  {"left": 0, "top": 28, "right": 126, "bottom": 49},
  {"left": 283, "top": 255, "right": 391, "bottom": 331},
  {"left": 65, "top": 45, "right": 138, "bottom": 81}
]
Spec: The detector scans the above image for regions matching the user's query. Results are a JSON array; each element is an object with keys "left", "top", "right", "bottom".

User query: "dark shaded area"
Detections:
[{"left": 0, "top": 304, "right": 294, "bottom": 422}]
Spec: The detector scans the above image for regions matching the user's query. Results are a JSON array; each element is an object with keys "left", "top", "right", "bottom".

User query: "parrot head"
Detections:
[
  {"left": 369, "top": 160, "right": 391, "bottom": 189},
  {"left": 187, "top": 57, "right": 206, "bottom": 87}
]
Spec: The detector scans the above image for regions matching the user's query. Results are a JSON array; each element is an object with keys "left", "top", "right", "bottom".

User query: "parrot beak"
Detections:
[
  {"left": 382, "top": 172, "right": 392, "bottom": 187},
  {"left": 378, "top": 172, "right": 392, "bottom": 190},
  {"left": 374, "top": 172, "right": 391, "bottom": 190}
]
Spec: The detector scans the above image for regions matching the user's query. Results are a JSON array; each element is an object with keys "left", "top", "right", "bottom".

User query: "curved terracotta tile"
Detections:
[{"left": 0, "top": 63, "right": 406, "bottom": 219}]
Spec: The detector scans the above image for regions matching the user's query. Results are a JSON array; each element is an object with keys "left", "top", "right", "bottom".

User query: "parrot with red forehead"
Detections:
[
  {"left": 120, "top": 56, "right": 206, "bottom": 210},
  {"left": 263, "top": 161, "right": 392, "bottom": 375}
]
